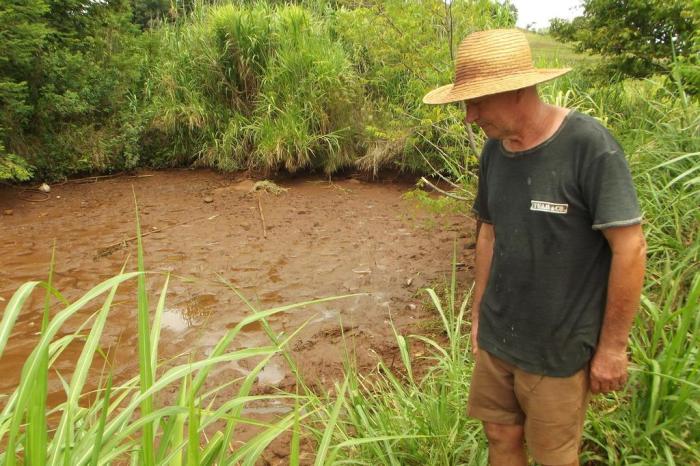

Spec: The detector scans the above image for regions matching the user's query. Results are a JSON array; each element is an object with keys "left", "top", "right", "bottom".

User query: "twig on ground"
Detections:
[
  {"left": 18, "top": 189, "right": 50, "bottom": 202},
  {"left": 419, "top": 177, "right": 469, "bottom": 201},
  {"left": 71, "top": 173, "right": 155, "bottom": 184},
  {"left": 414, "top": 138, "right": 465, "bottom": 190},
  {"left": 257, "top": 194, "right": 267, "bottom": 239},
  {"left": 96, "top": 214, "right": 219, "bottom": 258}
]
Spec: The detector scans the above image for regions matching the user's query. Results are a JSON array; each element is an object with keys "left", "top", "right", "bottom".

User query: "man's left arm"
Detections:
[{"left": 590, "top": 224, "right": 647, "bottom": 394}]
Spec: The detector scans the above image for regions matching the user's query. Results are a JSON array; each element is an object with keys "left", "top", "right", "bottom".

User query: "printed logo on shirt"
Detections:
[{"left": 530, "top": 200, "right": 568, "bottom": 214}]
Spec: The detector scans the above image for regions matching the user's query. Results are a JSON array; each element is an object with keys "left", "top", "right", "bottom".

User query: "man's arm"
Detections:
[
  {"left": 472, "top": 222, "right": 495, "bottom": 354},
  {"left": 591, "top": 223, "right": 647, "bottom": 393}
]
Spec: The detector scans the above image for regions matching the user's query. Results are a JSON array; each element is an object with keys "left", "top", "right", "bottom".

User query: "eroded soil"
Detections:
[{"left": 0, "top": 170, "right": 474, "bottom": 461}]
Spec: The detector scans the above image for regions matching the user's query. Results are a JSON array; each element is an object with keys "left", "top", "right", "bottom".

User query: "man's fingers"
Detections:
[
  {"left": 590, "top": 371, "right": 607, "bottom": 393},
  {"left": 590, "top": 374, "right": 628, "bottom": 394},
  {"left": 593, "top": 380, "right": 612, "bottom": 394}
]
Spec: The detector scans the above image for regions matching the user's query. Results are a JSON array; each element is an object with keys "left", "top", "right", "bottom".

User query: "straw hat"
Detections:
[{"left": 423, "top": 29, "right": 571, "bottom": 105}]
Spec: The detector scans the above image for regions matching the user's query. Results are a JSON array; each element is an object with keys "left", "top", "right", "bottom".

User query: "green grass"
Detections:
[
  {"left": 0, "top": 203, "right": 361, "bottom": 465},
  {"left": 524, "top": 30, "right": 598, "bottom": 67},
  {"left": 2, "top": 26, "right": 698, "bottom": 464},
  {"left": 144, "top": 2, "right": 363, "bottom": 175}
]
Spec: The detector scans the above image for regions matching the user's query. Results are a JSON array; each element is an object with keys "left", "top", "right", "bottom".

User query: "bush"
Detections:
[{"left": 144, "top": 3, "right": 363, "bottom": 175}]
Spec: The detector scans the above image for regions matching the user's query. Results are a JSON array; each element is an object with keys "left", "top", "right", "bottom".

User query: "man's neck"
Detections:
[{"left": 503, "top": 104, "right": 568, "bottom": 152}]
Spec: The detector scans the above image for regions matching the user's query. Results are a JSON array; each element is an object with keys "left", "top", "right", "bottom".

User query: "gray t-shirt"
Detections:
[{"left": 472, "top": 111, "right": 642, "bottom": 376}]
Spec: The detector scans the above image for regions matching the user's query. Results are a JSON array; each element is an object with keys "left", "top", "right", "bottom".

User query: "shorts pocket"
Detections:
[{"left": 517, "top": 370, "right": 545, "bottom": 393}]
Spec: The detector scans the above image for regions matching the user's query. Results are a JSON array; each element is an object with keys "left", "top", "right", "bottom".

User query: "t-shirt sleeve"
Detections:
[
  {"left": 580, "top": 149, "right": 642, "bottom": 230},
  {"left": 472, "top": 149, "right": 492, "bottom": 223}
]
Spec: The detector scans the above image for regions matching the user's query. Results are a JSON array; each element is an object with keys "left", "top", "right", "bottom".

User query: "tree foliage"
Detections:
[
  {"left": 0, "top": 0, "right": 144, "bottom": 181},
  {"left": 550, "top": 0, "right": 699, "bottom": 80},
  {"left": 0, "top": 0, "right": 49, "bottom": 180},
  {"left": 0, "top": 0, "right": 518, "bottom": 181}
]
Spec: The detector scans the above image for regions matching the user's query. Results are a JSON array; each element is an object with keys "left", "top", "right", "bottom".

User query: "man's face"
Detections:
[{"left": 464, "top": 91, "right": 518, "bottom": 139}]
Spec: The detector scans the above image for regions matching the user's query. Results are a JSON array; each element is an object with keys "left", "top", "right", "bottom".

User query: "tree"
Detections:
[
  {"left": 0, "top": 0, "right": 50, "bottom": 180},
  {"left": 0, "top": 0, "right": 145, "bottom": 180},
  {"left": 550, "top": 0, "right": 699, "bottom": 79},
  {"left": 131, "top": 0, "right": 170, "bottom": 29}
]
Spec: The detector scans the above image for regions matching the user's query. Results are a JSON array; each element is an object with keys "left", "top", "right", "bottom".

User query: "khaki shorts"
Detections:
[{"left": 468, "top": 350, "right": 590, "bottom": 465}]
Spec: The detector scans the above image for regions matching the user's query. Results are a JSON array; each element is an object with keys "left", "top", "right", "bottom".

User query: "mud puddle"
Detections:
[{"left": 0, "top": 170, "right": 474, "bottom": 447}]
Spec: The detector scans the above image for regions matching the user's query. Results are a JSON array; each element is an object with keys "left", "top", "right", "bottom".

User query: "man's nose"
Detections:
[
  {"left": 464, "top": 103, "right": 478, "bottom": 124},
  {"left": 465, "top": 110, "right": 477, "bottom": 124}
]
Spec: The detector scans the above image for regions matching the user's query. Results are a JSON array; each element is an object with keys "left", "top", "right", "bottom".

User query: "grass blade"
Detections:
[
  {"left": 134, "top": 192, "right": 155, "bottom": 466},
  {"left": 314, "top": 377, "right": 349, "bottom": 466},
  {"left": 89, "top": 373, "right": 113, "bottom": 466}
]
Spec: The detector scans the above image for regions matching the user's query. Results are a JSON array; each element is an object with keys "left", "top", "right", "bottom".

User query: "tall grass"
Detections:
[
  {"left": 139, "top": 0, "right": 518, "bottom": 176},
  {"left": 0, "top": 206, "right": 358, "bottom": 465},
  {"left": 333, "top": 0, "right": 513, "bottom": 175},
  {"left": 297, "top": 250, "right": 488, "bottom": 465},
  {"left": 144, "top": 2, "right": 363, "bottom": 174},
  {"left": 568, "top": 75, "right": 700, "bottom": 465}
]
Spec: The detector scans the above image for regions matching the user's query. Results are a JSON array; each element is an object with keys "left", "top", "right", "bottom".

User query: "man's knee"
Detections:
[{"left": 484, "top": 422, "right": 524, "bottom": 449}]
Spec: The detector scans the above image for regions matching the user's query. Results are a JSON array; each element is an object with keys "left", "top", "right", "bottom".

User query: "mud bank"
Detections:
[{"left": 0, "top": 170, "right": 474, "bottom": 413}]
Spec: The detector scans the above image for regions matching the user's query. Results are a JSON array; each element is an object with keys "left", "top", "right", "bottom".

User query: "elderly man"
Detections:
[{"left": 423, "top": 29, "right": 646, "bottom": 465}]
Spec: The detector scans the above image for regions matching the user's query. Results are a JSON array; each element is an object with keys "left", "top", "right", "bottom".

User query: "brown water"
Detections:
[{"left": 0, "top": 170, "right": 474, "bottom": 410}]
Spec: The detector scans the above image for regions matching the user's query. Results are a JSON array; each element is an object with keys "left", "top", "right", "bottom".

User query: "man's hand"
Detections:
[
  {"left": 470, "top": 317, "right": 479, "bottom": 355},
  {"left": 590, "top": 348, "right": 628, "bottom": 394}
]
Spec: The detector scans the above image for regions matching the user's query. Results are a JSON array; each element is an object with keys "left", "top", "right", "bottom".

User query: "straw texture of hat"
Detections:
[{"left": 423, "top": 29, "right": 571, "bottom": 105}]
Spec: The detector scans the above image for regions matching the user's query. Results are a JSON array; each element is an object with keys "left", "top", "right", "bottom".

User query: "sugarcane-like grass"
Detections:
[{"left": 0, "top": 200, "right": 357, "bottom": 465}]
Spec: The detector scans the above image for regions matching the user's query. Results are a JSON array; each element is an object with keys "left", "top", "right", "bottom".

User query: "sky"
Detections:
[{"left": 509, "top": 0, "right": 584, "bottom": 30}]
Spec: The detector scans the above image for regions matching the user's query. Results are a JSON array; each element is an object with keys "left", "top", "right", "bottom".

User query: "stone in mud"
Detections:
[
  {"left": 203, "top": 195, "right": 214, "bottom": 203},
  {"left": 39, "top": 183, "right": 51, "bottom": 193},
  {"left": 3, "top": 209, "right": 13, "bottom": 216},
  {"left": 251, "top": 180, "right": 288, "bottom": 195}
]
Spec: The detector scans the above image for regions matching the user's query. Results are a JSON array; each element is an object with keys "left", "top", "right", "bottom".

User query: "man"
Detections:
[{"left": 423, "top": 29, "right": 646, "bottom": 465}]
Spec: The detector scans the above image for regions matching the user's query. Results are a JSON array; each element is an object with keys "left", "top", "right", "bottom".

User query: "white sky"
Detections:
[{"left": 509, "top": 0, "right": 583, "bottom": 30}]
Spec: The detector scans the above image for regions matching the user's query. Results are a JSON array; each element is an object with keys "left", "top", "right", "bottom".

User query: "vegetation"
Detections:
[
  {"left": 1, "top": 0, "right": 516, "bottom": 181},
  {"left": 549, "top": 0, "right": 700, "bottom": 90},
  {"left": 0, "top": 0, "right": 144, "bottom": 181},
  {"left": 1, "top": 0, "right": 699, "bottom": 464},
  {"left": 544, "top": 73, "right": 699, "bottom": 464},
  {"left": 143, "top": 3, "right": 364, "bottom": 174},
  {"left": 0, "top": 206, "right": 359, "bottom": 465},
  {"left": 301, "top": 61, "right": 700, "bottom": 463}
]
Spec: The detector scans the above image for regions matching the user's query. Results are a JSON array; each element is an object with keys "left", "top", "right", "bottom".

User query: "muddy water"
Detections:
[{"left": 0, "top": 170, "right": 474, "bottom": 404}]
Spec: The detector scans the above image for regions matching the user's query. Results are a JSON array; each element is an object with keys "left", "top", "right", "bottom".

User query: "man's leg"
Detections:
[
  {"left": 484, "top": 422, "right": 526, "bottom": 466},
  {"left": 468, "top": 351, "right": 527, "bottom": 464},
  {"left": 514, "top": 366, "right": 590, "bottom": 466}
]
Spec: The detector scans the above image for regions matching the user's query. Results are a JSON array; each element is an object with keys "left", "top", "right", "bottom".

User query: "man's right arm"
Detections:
[{"left": 472, "top": 222, "right": 495, "bottom": 354}]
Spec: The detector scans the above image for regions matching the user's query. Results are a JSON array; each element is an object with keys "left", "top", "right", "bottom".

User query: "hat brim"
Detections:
[{"left": 423, "top": 68, "right": 571, "bottom": 105}]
